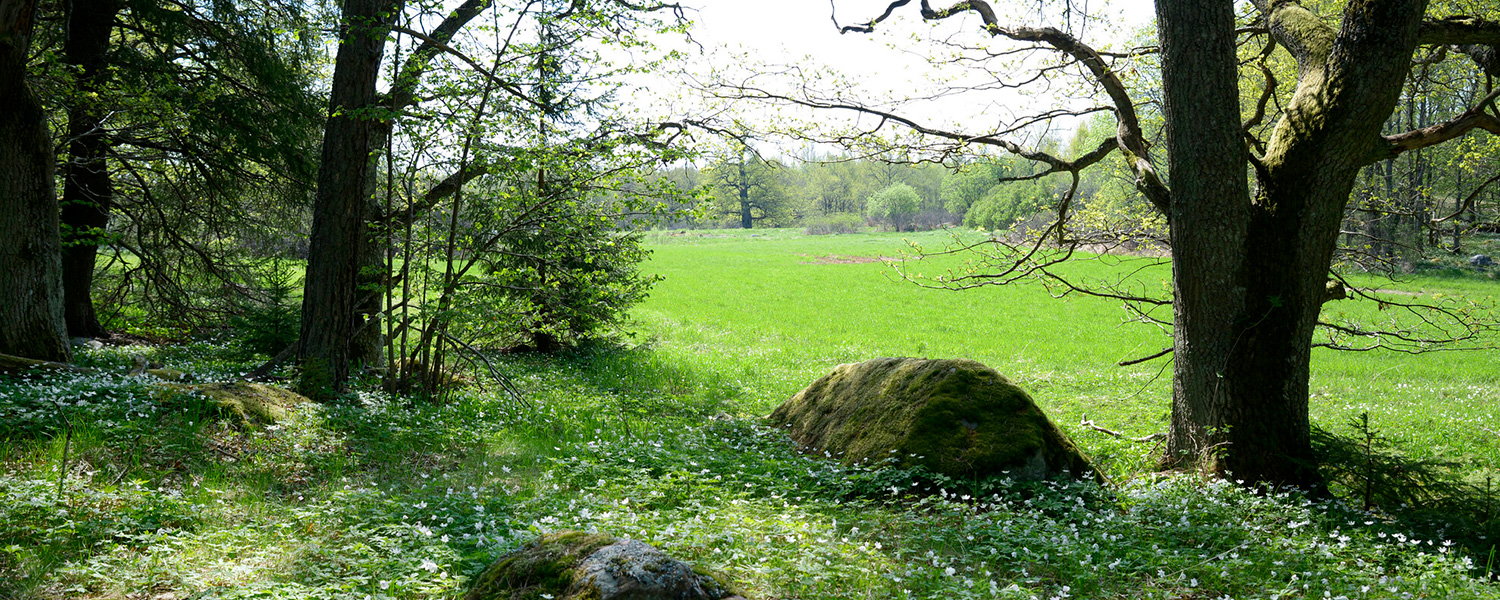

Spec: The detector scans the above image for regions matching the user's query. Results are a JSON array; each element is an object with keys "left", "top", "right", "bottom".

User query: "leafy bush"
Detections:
[
  {"left": 963, "top": 178, "right": 1054, "bottom": 231},
  {"left": 463, "top": 221, "right": 660, "bottom": 353},
  {"left": 866, "top": 183, "right": 921, "bottom": 231}
]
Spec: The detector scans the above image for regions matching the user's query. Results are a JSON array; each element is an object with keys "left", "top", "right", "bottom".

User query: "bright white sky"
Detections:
[
  {"left": 686, "top": 0, "right": 1155, "bottom": 79},
  {"left": 639, "top": 0, "right": 1158, "bottom": 159}
]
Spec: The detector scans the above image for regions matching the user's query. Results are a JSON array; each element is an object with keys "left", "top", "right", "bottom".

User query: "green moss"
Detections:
[
  {"left": 691, "top": 565, "right": 744, "bottom": 599},
  {"left": 769, "top": 357, "right": 1096, "bottom": 481},
  {"left": 145, "top": 368, "right": 189, "bottom": 381},
  {"left": 1270, "top": 2, "right": 1334, "bottom": 69},
  {"left": 158, "top": 382, "right": 308, "bottom": 426},
  {"left": 464, "top": 532, "right": 616, "bottom": 600}
]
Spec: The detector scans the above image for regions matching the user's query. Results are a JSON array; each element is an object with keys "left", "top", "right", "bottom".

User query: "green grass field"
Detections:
[
  {"left": 632, "top": 228, "right": 1500, "bottom": 479},
  {"left": 2, "top": 227, "right": 1499, "bottom": 599}
]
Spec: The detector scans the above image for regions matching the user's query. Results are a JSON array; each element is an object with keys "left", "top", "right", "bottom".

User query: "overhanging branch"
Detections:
[
  {"left": 1417, "top": 16, "right": 1500, "bottom": 47},
  {"left": 389, "top": 24, "right": 541, "bottom": 110},
  {"left": 834, "top": 0, "right": 1171, "bottom": 213},
  {"left": 1381, "top": 87, "right": 1500, "bottom": 157}
]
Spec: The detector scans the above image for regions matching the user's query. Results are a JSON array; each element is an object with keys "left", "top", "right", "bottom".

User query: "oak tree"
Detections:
[
  {"left": 807, "top": 0, "right": 1500, "bottom": 487},
  {"left": 706, "top": 147, "right": 791, "bottom": 228}
]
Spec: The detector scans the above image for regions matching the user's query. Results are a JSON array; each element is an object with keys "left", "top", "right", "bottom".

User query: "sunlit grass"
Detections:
[
  {"left": 634, "top": 229, "right": 1500, "bottom": 477},
  {"left": 0, "top": 228, "right": 1497, "bottom": 598}
]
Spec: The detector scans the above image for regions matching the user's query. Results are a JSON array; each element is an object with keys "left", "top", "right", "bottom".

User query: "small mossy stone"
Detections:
[
  {"left": 465, "top": 532, "right": 736, "bottom": 600},
  {"left": 158, "top": 381, "right": 308, "bottom": 426},
  {"left": 769, "top": 357, "right": 1098, "bottom": 482},
  {"left": 146, "top": 368, "right": 189, "bottom": 382}
]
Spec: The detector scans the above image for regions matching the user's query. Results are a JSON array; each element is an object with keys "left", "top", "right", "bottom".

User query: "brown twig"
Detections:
[
  {"left": 1080, "top": 414, "right": 1166, "bottom": 442},
  {"left": 1119, "top": 346, "right": 1173, "bottom": 366}
]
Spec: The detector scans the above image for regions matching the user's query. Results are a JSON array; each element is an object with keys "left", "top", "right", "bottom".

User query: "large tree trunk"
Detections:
[
  {"left": 59, "top": 0, "right": 119, "bottom": 338},
  {"left": 1160, "top": 0, "right": 1428, "bottom": 488},
  {"left": 1155, "top": 0, "right": 1253, "bottom": 476},
  {"left": 298, "top": 0, "right": 400, "bottom": 398},
  {"left": 0, "top": 0, "right": 71, "bottom": 362}
]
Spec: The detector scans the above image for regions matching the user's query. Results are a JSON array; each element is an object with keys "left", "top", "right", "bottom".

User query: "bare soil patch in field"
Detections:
[{"left": 797, "top": 253, "right": 906, "bottom": 265}]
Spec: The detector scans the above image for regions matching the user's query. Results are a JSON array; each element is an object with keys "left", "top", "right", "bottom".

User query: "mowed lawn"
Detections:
[{"left": 630, "top": 228, "right": 1500, "bottom": 480}]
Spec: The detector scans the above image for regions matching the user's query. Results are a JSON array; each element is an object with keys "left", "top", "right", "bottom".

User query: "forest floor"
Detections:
[{"left": 2, "top": 228, "right": 1499, "bottom": 599}]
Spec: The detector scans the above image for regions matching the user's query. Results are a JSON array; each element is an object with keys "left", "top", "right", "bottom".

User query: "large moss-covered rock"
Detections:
[
  {"left": 159, "top": 381, "right": 308, "bottom": 425},
  {"left": 465, "top": 531, "right": 738, "bottom": 600},
  {"left": 769, "top": 357, "right": 1095, "bottom": 481}
]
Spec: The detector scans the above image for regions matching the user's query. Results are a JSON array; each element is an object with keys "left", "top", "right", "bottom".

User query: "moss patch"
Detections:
[
  {"left": 158, "top": 381, "right": 308, "bottom": 426},
  {"left": 466, "top": 532, "right": 616, "bottom": 600},
  {"left": 768, "top": 357, "right": 1096, "bottom": 481}
]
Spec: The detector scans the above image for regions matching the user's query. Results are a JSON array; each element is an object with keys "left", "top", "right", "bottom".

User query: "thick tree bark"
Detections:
[
  {"left": 59, "top": 0, "right": 119, "bottom": 338},
  {"left": 0, "top": 0, "right": 71, "bottom": 361},
  {"left": 1155, "top": 0, "right": 1256, "bottom": 478},
  {"left": 298, "top": 0, "right": 401, "bottom": 398},
  {"left": 1161, "top": 0, "right": 1430, "bottom": 487}
]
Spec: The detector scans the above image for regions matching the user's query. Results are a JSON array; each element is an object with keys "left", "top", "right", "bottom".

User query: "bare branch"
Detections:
[
  {"left": 925, "top": 1, "right": 1168, "bottom": 209},
  {"left": 721, "top": 86, "right": 1100, "bottom": 172},
  {"left": 833, "top": 0, "right": 1170, "bottom": 212},
  {"left": 1118, "top": 346, "right": 1172, "bottom": 366},
  {"left": 834, "top": 0, "right": 912, "bottom": 33},
  {"left": 386, "top": 0, "right": 496, "bottom": 113},
  {"left": 389, "top": 24, "right": 542, "bottom": 110},
  {"left": 1431, "top": 172, "right": 1500, "bottom": 224},
  {"left": 1080, "top": 415, "right": 1166, "bottom": 442},
  {"left": 1313, "top": 273, "right": 1499, "bottom": 353}
]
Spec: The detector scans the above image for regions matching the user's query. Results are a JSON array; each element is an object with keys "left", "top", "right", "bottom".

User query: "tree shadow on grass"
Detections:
[{"left": 1312, "top": 413, "right": 1498, "bottom": 572}]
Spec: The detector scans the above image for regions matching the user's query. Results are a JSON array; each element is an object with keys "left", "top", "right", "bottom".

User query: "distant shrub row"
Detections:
[{"left": 803, "top": 213, "right": 865, "bottom": 235}]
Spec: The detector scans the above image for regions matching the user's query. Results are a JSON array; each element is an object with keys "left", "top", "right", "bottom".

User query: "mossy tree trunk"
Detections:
[
  {"left": 0, "top": 0, "right": 71, "bottom": 362},
  {"left": 1162, "top": 0, "right": 1433, "bottom": 487}
]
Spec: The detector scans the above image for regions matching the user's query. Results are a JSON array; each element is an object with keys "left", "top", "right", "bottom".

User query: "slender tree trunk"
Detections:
[
  {"left": 352, "top": 160, "right": 387, "bottom": 372},
  {"left": 0, "top": 0, "right": 71, "bottom": 361},
  {"left": 1380, "top": 159, "right": 1396, "bottom": 259},
  {"left": 738, "top": 161, "right": 753, "bottom": 228},
  {"left": 1405, "top": 100, "right": 1425, "bottom": 254},
  {"left": 1452, "top": 163, "right": 1463, "bottom": 252},
  {"left": 299, "top": 0, "right": 400, "bottom": 398},
  {"left": 59, "top": 0, "right": 119, "bottom": 338}
]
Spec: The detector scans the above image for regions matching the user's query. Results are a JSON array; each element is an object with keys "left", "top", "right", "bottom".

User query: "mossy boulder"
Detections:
[
  {"left": 769, "top": 357, "right": 1096, "bottom": 481},
  {"left": 465, "top": 531, "right": 740, "bottom": 600},
  {"left": 159, "top": 381, "right": 308, "bottom": 426}
]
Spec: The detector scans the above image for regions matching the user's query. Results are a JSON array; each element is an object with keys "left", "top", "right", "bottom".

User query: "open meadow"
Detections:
[
  {"left": 634, "top": 228, "right": 1500, "bottom": 479},
  {"left": 3, "top": 228, "right": 1500, "bottom": 599}
]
